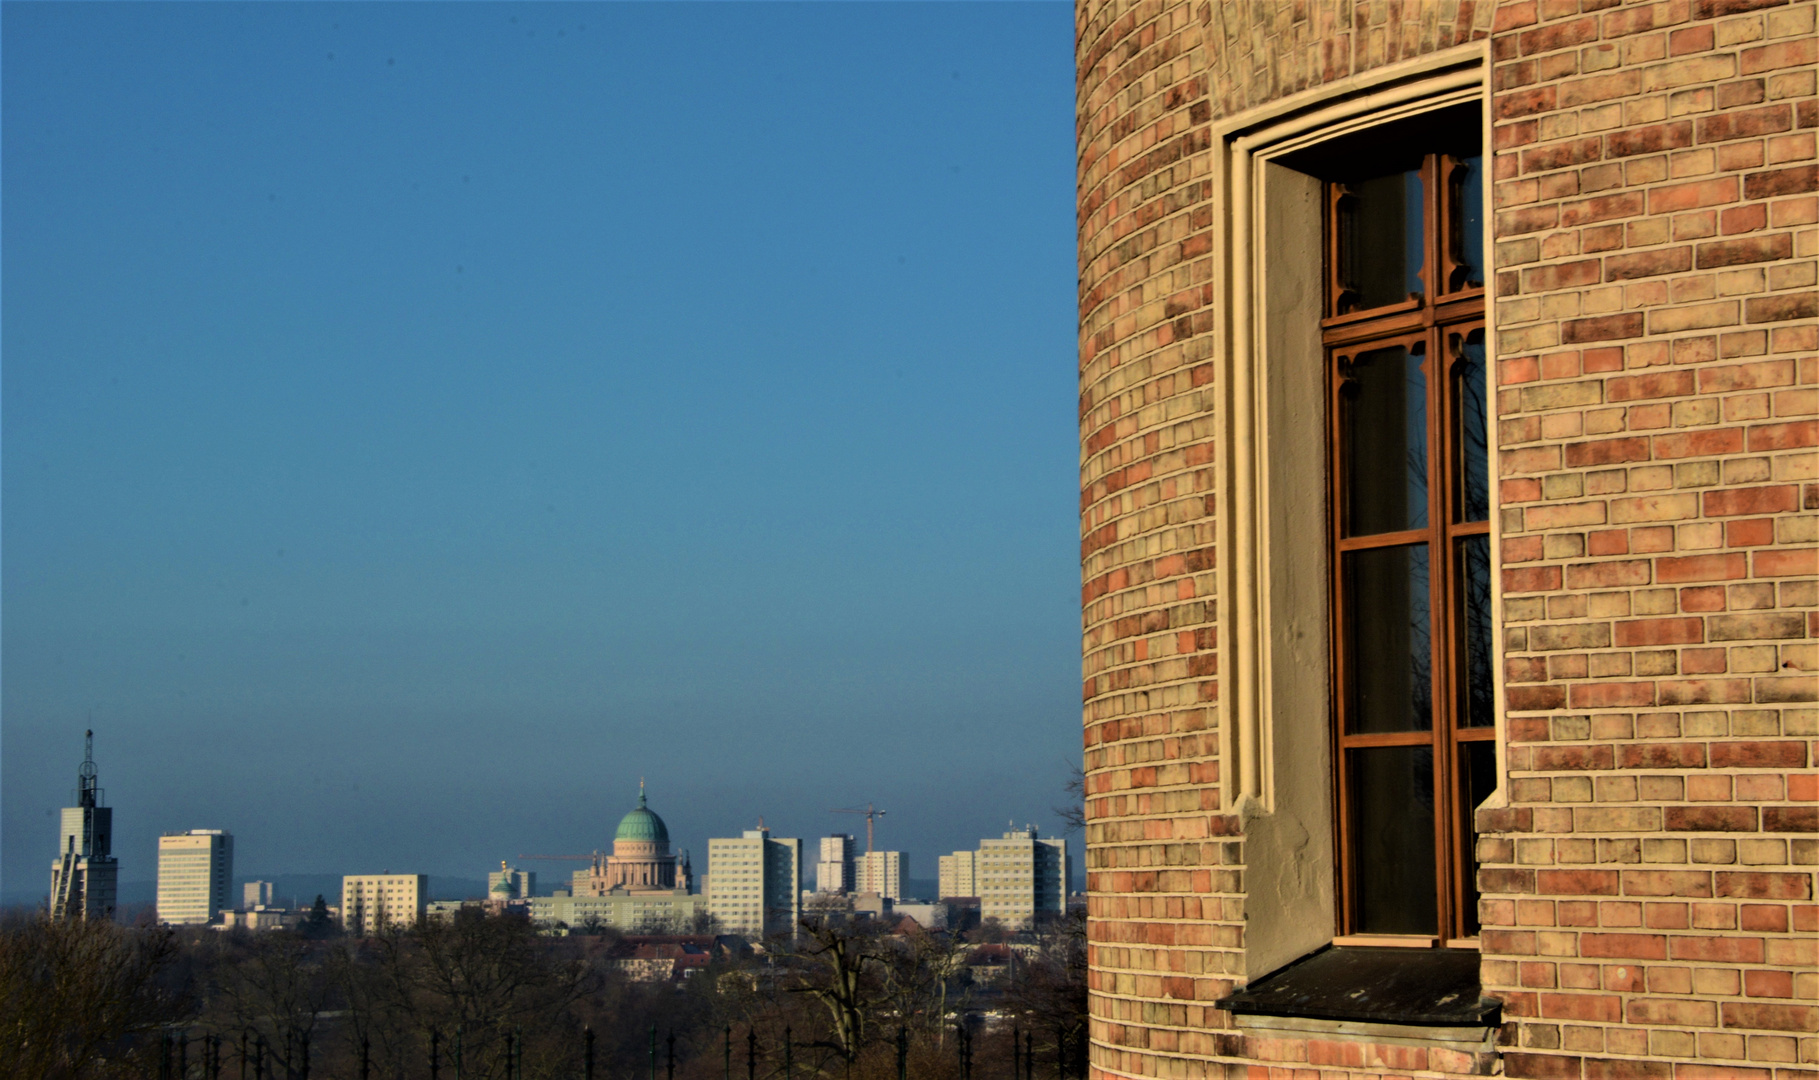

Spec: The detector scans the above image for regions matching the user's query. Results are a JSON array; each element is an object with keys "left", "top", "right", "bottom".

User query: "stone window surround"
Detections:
[{"left": 1206, "top": 41, "right": 1510, "bottom": 981}]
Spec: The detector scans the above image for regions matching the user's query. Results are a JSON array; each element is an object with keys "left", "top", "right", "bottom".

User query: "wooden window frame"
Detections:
[{"left": 1325, "top": 152, "right": 1489, "bottom": 945}]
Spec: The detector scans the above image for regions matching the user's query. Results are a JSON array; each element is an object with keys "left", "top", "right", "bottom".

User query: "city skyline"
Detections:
[{"left": 2, "top": 3, "right": 1080, "bottom": 898}]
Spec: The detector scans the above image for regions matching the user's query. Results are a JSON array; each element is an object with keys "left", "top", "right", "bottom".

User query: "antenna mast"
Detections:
[{"left": 77, "top": 729, "right": 100, "bottom": 809}]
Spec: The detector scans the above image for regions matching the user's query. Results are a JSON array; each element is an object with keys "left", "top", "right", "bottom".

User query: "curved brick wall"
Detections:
[
  {"left": 1077, "top": 5, "right": 1495, "bottom": 1079},
  {"left": 1081, "top": 2, "right": 1816, "bottom": 1079}
]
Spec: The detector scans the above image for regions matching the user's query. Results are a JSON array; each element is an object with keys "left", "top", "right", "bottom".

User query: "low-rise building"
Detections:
[{"left": 341, "top": 873, "right": 427, "bottom": 934}]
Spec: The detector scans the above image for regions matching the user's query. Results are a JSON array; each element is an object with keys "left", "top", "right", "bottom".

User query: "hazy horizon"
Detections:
[{"left": 3, "top": 3, "right": 1081, "bottom": 899}]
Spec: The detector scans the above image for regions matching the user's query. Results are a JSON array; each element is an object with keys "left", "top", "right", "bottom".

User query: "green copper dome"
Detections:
[{"left": 614, "top": 787, "right": 669, "bottom": 846}]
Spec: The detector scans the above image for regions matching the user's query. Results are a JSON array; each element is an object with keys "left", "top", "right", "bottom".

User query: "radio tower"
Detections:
[{"left": 49, "top": 731, "right": 119, "bottom": 921}]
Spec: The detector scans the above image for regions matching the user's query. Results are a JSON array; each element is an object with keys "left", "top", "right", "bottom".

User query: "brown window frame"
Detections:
[{"left": 1325, "top": 152, "right": 1489, "bottom": 945}]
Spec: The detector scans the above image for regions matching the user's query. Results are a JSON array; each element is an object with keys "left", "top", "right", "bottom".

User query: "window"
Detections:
[
  {"left": 1315, "top": 108, "right": 1492, "bottom": 944},
  {"left": 1205, "top": 47, "right": 1498, "bottom": 978}
]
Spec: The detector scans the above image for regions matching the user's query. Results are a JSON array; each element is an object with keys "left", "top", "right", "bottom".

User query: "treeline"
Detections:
[{"left": 0, "top": 907, "right": 1086, "bottom": 1080}]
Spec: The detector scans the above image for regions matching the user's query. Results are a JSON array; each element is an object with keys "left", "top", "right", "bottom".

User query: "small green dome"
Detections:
[{"left": 615, "top": 787, "right": 669, "bottom": 846}]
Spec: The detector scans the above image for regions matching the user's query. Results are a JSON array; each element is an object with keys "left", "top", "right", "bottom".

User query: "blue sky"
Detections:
[{"left": 2, "top": 2, "right": 1080, "bottom": 898}]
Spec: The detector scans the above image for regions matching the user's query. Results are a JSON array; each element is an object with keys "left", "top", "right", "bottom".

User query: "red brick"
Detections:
[
  {"left": 1656, "top": 553, "right": 1747, "bottom": 582},
  {"left": 1664, "top": 806, "right": 1759, "bottom": 831},
  {"left": 1742, "top": 163, "right": 1817, "bottom": 199},
  {"left": 1720, "top": 1002, "right": 1819, "bottom": 1031},
  {"left": 1709, "top": 741, "right": 1809, "bottom": 769},
  {"left": 1695, "top": 234, "right": 1795, "bottom": 268},
  {"left": 1613, "top": 617, "right": 1703, "bottom": 646},
  {"left": 1562, "top": 314, "right": 1645, "bottom": 343},
  {"left": 1703, "top": 485, "right": 1798, "bottom": 516}
]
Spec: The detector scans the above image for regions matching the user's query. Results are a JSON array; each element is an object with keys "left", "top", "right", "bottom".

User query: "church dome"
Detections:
[{"left": 615, "top": 788, "right": 669, "bottom": 846}]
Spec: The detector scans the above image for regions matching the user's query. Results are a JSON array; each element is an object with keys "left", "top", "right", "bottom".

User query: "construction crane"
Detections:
[
  {"left": 831, "top": 803, "right": 887, "bottom": 854},
  {"left": 517, "top": 852, "right": 606, "bottom": 870}
]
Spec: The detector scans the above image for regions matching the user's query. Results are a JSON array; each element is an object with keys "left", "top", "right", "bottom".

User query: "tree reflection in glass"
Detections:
[{"left": 1344, "top": 344, "right": 1428, "bottom": 536}]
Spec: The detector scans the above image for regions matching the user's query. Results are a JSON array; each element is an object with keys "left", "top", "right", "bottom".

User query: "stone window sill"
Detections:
[{"left": 1216, "top": 945, "right": 1500, "bottom": 1027}]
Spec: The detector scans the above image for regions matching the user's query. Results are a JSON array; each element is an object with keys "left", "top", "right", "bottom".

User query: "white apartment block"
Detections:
[
  {"left": 707, "top": 828, "right": 800, "bottom": 938},
  {"left": 975, "top": 828, "right": 1067, "bottom": 928},
  {"left": 156, "top": 830, "right": 233, "bottom": 926},
  {"left": 341, "top": 873, "right": 428, "bottom": 935},
  {"left": 938, "top": 850, "right": 977, "bottom": 899},
  {"left": 855, "top": 850, "right": 907, "bottom": 901},
  {"left": 816, "top": 834, "right": 855, "bottom": 894}
]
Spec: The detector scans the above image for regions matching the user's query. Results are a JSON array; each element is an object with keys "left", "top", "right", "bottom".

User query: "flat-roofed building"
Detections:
[
  {"left": 975, "top": 828, "right": 1066, "bottom": 928},
  {"left": 341, "top": 873, "right": 427, "bottom": 935},
  {"left": 157, "top": 830, "right": 234, "bottom": 926},
  {"left": 707, "top": 827, "right": 800, "bottom": 938},
  {"left": 937, "top": 850, "right": 977, "bottom": 900},
  {"left": 855, "top": 849, "right": 907, "bottom": 901},
  {"left": 815, "top": 834, "right": 855, "bottom": 894}
]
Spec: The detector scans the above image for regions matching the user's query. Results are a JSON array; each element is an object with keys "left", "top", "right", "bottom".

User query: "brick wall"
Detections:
[
  {"left": 1077, "top": 1, "right": 1814, "bottom": 1079},
  {"left": 1480, "top": 0, "right": 1816, "bottom": 1075}
]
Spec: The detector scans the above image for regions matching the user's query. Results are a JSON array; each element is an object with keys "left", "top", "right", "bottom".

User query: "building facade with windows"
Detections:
[
  {"left": 817, "top": 833, "right": 857, "bottom": 893},
  {"left": 977, "top": 828, "right": 1070, "bottom": 928},
  {"left": 156, "top": 830, "right": 233, "bottom": 926},
  {"left": 856, "top": 849, "right": 909, "bottom": 901},
  {"left": 939, "top": 849, "right": 979, "bottom": 899},
  {"left": 707, "top": 827, "right": 802, "bottom": 938},
  {"left": 1077, "top": 3, "right": 1813, "bottom": 1079},
  {"left": 341, "top": 873, "right": 427, "bottom": 935}
]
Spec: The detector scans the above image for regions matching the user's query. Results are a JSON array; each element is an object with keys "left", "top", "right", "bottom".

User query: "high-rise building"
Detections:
[
  {"left": 341, "top": 874, "right": 427, "bottom": 935},
  {"left": 937, "top": 850, "right": 977, "bottom": 900},
  {"left": 157, "top": 830, "right": 234, "bottom": 926},
  {"left": 816, "top": 834, "right": 855, "bottom": 894},
  {"left": 855, "top": 850, "right": 908, "bottom": 901},
  {"left": 707, "top": 826, "right": 800, "bottom": 938},
  {"left": 243, "top": 881, "right": 276, "bottom": 909},
  {"left": 488, "top": 862, "right": 536, "bottom": 900},
  {"left": 974, "top": 828, "right": 1066, "bottom": 928},
  {"left": 49, "top": 731, "right": 118, "bottom": 921}
]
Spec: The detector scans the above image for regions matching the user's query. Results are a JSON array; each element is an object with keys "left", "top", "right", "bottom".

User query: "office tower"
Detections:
[
  {"left": 938, "top": 850, "right": 978, "bottom": 899},
  {"left": 49, "top": 731, "right": 119, "bottom": 921},
  {"left": 975, "top": 827, "right": 1067, "bottom": 928},
  {"left": 855, "top": 850, "right": 908, "bottom": 901},
  {"left": 244, "top": 881, "right": 276, "bottom": 909},
  {"left": 707, "top": 826, "right": 801, "bottom": 938},
  {"left": 157, "top": 830, "right": 234, "bottom": 926},
  {"left": 816, "top": 834, "right": 855, "bottom": 894},
  {"left": 341, "top": 874, "right": 428, "bottom": 935}
]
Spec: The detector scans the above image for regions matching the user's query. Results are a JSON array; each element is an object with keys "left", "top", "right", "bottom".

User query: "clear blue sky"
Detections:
[{"left": 2, "top": 2, "right": 1080, "bottom": 899}]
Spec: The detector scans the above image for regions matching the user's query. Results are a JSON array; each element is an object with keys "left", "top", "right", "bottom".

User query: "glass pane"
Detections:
[
  {"left": 1344, "top": 344, "right": 1428, "bottom": 536},
  {"left": 1349, "top": 744, "right": 1437, "bottom": 935},
  {"left": 1344, "top": 544, "right": 1433, "bottom": 734},
  {"left": 1341, "top": 167, "right": 1424, "bottom": 309},
  {"left": 1458, "top": 535, "right": 1494, "bottom": 728},
  {"left": 1453, "top": 330, "right": 1489, "bottom": 523},
  {"left": 1451, "top": 156, "right": 1484, "bottom": 291},
  {"left": 1458, "top": 740, "right": 1498, "bottom": 936}
]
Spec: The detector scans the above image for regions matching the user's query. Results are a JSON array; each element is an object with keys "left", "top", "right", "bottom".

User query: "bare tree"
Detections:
[{"left": 0, "top": 912, "right": 186, "bottom": 1079}]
